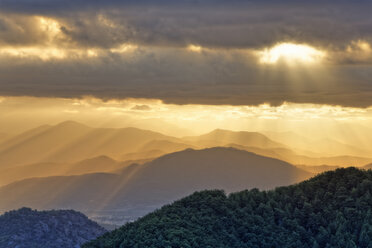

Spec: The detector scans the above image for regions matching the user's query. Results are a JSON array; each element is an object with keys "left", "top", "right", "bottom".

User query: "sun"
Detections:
[{"left": 258, "top": 43, "right": 326, "bottom": 65}]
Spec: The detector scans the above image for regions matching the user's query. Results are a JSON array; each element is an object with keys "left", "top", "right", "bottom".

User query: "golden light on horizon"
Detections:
[
  {"left": 109, "top": 44, "right": 138, "bottom": 53},
  {"left": 0, "top": 46, "right": 67, "bottom": 60},
  {"left": 258, "top": 43, "right": 326, "bottom": 65},
  {"left": 1, "top": 96, "right": 372, "bottom": 161},
  {"left": 1, "top": 96, "right": 372, "bottom": 136},
  {"left": 187, "top": 44, "right": 203, "bottom": 53},
  {"left": 0, "top": 46, "right": 106, "bottom": 60}
]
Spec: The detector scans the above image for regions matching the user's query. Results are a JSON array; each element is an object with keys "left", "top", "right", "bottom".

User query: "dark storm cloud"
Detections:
[
  {"left": 1, "top": 0, "right": 372, "bottom": 49},
  {"left": 0, "top": 47, "right": 372, "bottom": 107},
  {"left": 0, "top": 0, "right": 372, "bottom": 107}
]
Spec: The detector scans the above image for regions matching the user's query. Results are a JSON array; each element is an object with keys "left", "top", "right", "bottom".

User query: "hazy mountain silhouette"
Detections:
[
  {"left": 263, "top": 131, "right": 372, "bottom": 157},
  {"left": 0, "top": 207, "right": 106, "bottom": 248},
  {"left": 0, "top": 121, "right": 180, "bottom": 167},
  {"left": 225, "top": 143, "right": 372, "bottom": 167},
  {"left": 296, "top": 164, "right": 341, "bottom": 174},
  {"left": 119, "top": 149, "right": 166, "bottom": 161},
  {"left": 0, "top": 155, "right": 146, "bottom": 186},
  {"left": 300, "top": 155, "right": 372, "bottom": 167},
  {"left": 140, "top": 139, "right": 195, "bottom": 152},
  {"left": 119, "top": 139, "right": 196, "bottom": 161},
  {"left": 0, "top": 148, "right": 312, "bottom": 220},
  {"left": 0, "top": 125, "right": 51, "bottom": 151},
  {"left": 183, "top": 129, "right": 285, "bottom": 149},
  {"left": 1, "top": 121, "right": 370, "bottom": 172}
]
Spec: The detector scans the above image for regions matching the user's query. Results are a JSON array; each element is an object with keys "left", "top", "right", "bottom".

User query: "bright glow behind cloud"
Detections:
[{"left": 258, "top": 43, "right": 326, "bottom": 65}]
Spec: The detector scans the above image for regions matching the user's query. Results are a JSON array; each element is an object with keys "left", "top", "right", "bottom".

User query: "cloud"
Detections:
[
  {"left": 0, "top": 45, "right": 371, "bottom": 107},
  {"left": 131, "top": 105, "right": 152, "bottom": 111},
  {"left": 1, "top": 1, "right": 372, "bottom": 49},
  {"left": 0, "top": 0, "right": 372, "bottom": 107}
]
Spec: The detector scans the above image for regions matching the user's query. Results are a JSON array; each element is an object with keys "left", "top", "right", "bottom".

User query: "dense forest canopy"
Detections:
[
  {"left": 84, "top": 168, "right": 372, "bottom": 248},
  {"left": 0, "top": 208, "right": 106, "bottom": 248}
]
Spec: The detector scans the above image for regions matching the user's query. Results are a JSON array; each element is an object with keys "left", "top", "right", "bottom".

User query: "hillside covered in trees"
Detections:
[
  {"left": 0, "top": 208, "right": 106, "bottom": 248},
  {"left": 84, "top": 168, "right": 372, "bottom": 248}
]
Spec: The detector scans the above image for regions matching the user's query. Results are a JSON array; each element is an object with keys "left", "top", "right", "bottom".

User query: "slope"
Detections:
[
  {"left": 183, "top": 129, "right": 286, "bottom": 149},
  {"left": 0, "top": 155, "right": 138, "bottom": 186},
  {"left": 84, "top": 168, "right": 372, "bottom": 248},
  {"left": 263, "top": 130, "right": 372, "bottom": 157},
  {"left": 0, "top": 207, "right": 106, "bottom": 248},
  {"left": 225, "top": 143, "right": 372, "bottom": 167},
  {"left": 0, "top": 148, "right": 312, "bottom": 221},
  {"left": 0, "top": 121, "right": 179, "bottom": 167}
]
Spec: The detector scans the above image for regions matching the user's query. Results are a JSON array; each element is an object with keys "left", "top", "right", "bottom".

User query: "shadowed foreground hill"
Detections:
[
  {"left": 84, "top": 168, "right": 372, "bottom": 248},
  {"left": 0, "top": 208, "right": 106, "bottom": 248},
  {"left": 0, "top": 148, "right": 312, "bottom": 219}
]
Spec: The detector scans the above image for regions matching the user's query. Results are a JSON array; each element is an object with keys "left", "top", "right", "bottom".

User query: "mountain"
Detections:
[
  {"left": 263, "top": 130, "right": 372, "bottom": 157},
  {"left": 0, "top": 121, "right": 179, "bottom": 167},
  {"left": 115, "top": 147, "right": 311, "bottom": 197},
  {"left": 223, "top": 143, "right": 372, "bottom": 167},
  {"left": 296, "top": 164, "right": 341, "bottom": 174},
  {"left": 295, "top": 155, "right": 372, "bottom": 167},
  {"left": 0, "top": 155, "right": 144, "bottom": 186},
  {"left": 0, "top": 207, "right": 106, "bottom": 248},
  {"left": 84, "top": 168, "right": 372, "bottom": 248},
  {"left": 183, "top": 129, "right": 285, "bottom": 149},
  {"left": 0, "top": 125, "right": 51, "bottom": 150},
  {"left": 0, "top": 148, "right": 312, "bottom": 222},
  {"left": 1, "top": 122, "right": 369, "bottom": 171},
  {"left": 139, "top": 139, "right": 195, "bottom": 152},
  {"left": 119, "top": 139, "right": 196, "bottom": 160}
]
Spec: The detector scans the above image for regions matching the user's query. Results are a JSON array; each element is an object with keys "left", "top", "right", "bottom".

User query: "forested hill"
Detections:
[
  {"left": 0, "top": 208, "right": 106, "bottom": 248},
  {"left": 84, "top": 168, "right": 372, "bottom": 248}
]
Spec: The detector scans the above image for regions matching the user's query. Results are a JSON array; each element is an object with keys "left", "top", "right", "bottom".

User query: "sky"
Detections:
[
  {"left": 0, "top": 0, "right": 372, "bottom": 107},
  {"left": 1, "top": 0, "right": 372, "bottom": 143}
]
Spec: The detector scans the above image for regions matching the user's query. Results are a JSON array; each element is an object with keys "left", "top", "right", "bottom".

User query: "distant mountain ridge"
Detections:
[
  {"left": 0, "top": 155, "right": 148, "bottom": 186},
  {"left": 263, "top": 130, "right": 372, "bottom": 157},
  {"left": 226, "top": 143, "right": 372, "bottom": 167},
  {"left": 1, "top": 121, "right": 371, "bottom": 171},
  {"left": 184, "top": 129, "right": 286, "bottom": 149},
  {"left": 0, "top": 121, "right": 180, "bottom": 167},
  {"left": 0, "top": 147, "right": 312, "bottom": 223},
  {"left": 0, "top": 207, "right": 106, "bottom": 248}
]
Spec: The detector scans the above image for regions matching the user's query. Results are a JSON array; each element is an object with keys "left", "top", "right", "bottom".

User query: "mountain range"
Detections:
[
  {"left": 1, "top": 121, "right": 371, "bottom": 227},
  {"left": 0, "top": 155, "right": 146, "bottom": 187},
  {"left": 263, "top": 130, "right": 372, "bottom": 157},
  {"left": 0, "top": 121, "right": 180, "bottom": 168},
  {"left": 0, "top": 121, "right": 371, "bottom": 171},
  {"left": 0, "top": 147, "right": 312, "bottom": 223}
]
